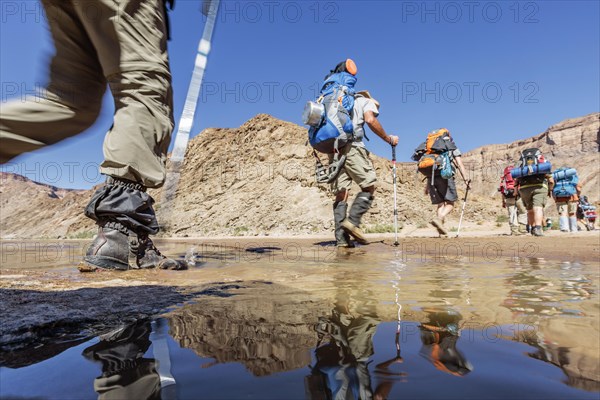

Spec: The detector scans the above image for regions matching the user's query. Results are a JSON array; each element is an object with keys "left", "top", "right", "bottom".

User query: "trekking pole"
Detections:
[
  {"left": 456, "top": 179, "right": 471, "bottom": 238},
  {"left": 162, "top": 0, "right": 221, "bottom": 215},
  {"left": 391, "top": 144, "right": 399, "bottom": 246}
]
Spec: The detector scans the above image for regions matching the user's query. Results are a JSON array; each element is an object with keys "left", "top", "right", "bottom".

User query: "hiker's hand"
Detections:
[
  {"left": 465, "top": 179, "right": 471, "bottom": 189},
  {"left": 502, "top": 201, "right": 506, "bottom": 208},
  {"left": 388, "top": 135, "right": 399, "bottom": 146},
  {"left": 424, "top": 185, "right": 429, "bottom": 195}
]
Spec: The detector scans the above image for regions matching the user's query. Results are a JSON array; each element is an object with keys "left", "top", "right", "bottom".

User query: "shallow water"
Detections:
[{"left": 1, "top": 241, "right": 599, "bottom": 399}]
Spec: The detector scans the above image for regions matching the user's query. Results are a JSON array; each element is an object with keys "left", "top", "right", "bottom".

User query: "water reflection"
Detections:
[
  {"left": 308, "top": 289, "right": 380, "bottom": 399},
  {"left": 82, "top": 320, "right": 164, "bottom": 400},
  {"left": 418, "top": 309, "right": 472, "bottom": 377}
]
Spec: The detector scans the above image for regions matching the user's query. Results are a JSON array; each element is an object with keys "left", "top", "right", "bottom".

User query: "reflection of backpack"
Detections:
[
  {"left": 303, "top": 62, "right": 358, "bottom": 154},
  {"left": 412, "top": 128, "right": 457, "bottom": 180},
  {"left": 552, "top": 167, "right": 579, "bottom": 198},
  {"left": 499, "top": 166, "right": 516, "bottom": 197}
]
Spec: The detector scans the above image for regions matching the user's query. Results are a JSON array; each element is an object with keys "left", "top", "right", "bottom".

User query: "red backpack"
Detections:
[{"left": 499, "top": 166, "right": 516, "bottom": 197}]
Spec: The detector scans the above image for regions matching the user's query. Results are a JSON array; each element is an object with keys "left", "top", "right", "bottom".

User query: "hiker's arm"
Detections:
[
  {"left": 454, "top": 156, "right": 469, "bottom": 184},
  {"left": 364, "top": 111, "right": 398, "bottom": 146}
]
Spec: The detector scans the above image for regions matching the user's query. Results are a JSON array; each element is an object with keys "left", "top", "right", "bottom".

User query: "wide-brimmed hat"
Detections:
[{"left": 356, "top": 90, "right": 380, "bottom": 109}]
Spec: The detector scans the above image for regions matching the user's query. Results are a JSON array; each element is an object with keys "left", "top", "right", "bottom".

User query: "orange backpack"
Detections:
[{"left": 412, "top": 128, "right": 456, "bottom": 175}]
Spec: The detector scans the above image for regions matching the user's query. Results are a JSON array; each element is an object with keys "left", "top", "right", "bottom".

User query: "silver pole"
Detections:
[{"left": 162, "top": 0, "right": 221, "bottom": 213}]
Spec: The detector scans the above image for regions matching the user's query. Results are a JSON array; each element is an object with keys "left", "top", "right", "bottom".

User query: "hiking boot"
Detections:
[
  {"left": 430, "top": 218, "right": 448, "bottom": 236},
  {"left": 511, "top": 227, "right": 525, "bottom": 236},
  {"left": 531, "top": 226, "right": 544, "bottom": 237},
  {"left": 342, "top": 192, "right": 373, "bottom": 245},
  {"left": 333, "top": 201, "right": 354, "bottom": 248},
  {"left": 341, "top": 220, "right": 368, "bottom": 245},
  {"left": 518, "top": 224, "right": 528, "bottom": 234},
  {"left": 80, "top": 222, "right": 131, "bottom": 271},
  {"left": 134, "top": 235, "right": 187, "bottom": 270}
]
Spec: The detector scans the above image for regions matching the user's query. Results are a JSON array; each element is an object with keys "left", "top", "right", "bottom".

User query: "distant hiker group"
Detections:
[{"left": 498, "top": 149, "right": 595, "bottom": 236}]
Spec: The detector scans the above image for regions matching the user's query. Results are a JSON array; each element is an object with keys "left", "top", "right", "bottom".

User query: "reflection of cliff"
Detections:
[
  {"left": 503, "top": 260, "right": 599, "bottom": 392},
  {"left": 519, "top": 320, "right": 600, "bottom": 392},
  {"left": 166, "top": 286, "right": 330, "bottom": 376}
]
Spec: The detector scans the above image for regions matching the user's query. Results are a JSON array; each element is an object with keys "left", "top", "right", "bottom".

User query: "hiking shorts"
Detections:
[
  {"left": 330, "top": 145, "right": 377, "bottom": 194},
  {"left": 427, "top": 176, "right": 458, "bottom": 204},
  {"left": 519, "top": 185, "right": 549, "bottom": 210},
  {"left": 556, "top": 200, "right": 578, "bottom": 215}
]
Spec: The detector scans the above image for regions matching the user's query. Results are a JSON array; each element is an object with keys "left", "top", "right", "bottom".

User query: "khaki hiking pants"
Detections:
[{"left": 0, "top": 0, "right": 173, "bottom": 188}]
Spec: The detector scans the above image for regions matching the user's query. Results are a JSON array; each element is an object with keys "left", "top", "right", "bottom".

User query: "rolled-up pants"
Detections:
[
  {"left": 0, "top": 0, "right": 174, "bottom": 189},
  {"left": 0, "top": 0, "right": 173, "bottom": 233}
]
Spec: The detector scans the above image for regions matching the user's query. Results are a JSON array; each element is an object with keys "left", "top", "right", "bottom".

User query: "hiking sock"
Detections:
[
  {"left": 559, "top": 216, "right": 569, "bottom": 232},
  {"left": 569, "top": 216, "right": 578, "bottom": 232}
]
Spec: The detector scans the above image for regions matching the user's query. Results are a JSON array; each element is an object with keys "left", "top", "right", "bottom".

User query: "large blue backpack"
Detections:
[
  {"left": 303, "top": 72, "right": 357, "bottom": 154},
  {"left": 552, "top": 167, "right": 579, "bottom": 197}
]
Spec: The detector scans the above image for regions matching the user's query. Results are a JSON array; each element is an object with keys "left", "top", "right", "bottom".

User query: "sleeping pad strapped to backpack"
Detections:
[{"left": 552, "top": 167, "right": 579, "bottom": 198}]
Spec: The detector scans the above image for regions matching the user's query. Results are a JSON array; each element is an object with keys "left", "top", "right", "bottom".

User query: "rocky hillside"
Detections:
[{"left": 1, "top": 113, "right": 597, "bottom": 239}]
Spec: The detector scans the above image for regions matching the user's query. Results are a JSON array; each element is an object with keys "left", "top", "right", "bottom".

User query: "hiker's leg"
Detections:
[
  {"left": 75, "top": 0, "right": 173, "bottom": 188},
  {"left": 506, "top": 197, "right": 518, "bottom": 231},
  {"left": 437, "top": 202, "right": 454, "bottom": 222},
  {"left": 333, "top": 189, "right": 352, "bottom": 247},
  {"left": 568, "top": 200, "right": 578, "bottom": 232},
  {"left": 339, "top": 147, "right": 377, "bottom": 244},
  {"left": 557, "top": 202, "right": 569, "bottom": 231},
  {"left": 533, "top": 206, "right": 544, "bottom": 226},
  {"left": 0, "top": 0, "right": 105, "bottom": 163},
  {"left": 516, "top": 197, "right": 527, "bottom": 231},
  {"left": 78, "top": 0, "right": 182, "bottom": 270}
]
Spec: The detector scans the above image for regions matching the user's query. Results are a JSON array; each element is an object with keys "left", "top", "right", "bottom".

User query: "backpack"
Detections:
[
  {"left": 511, "top": 148, "right": 551, "bottom": 184},
  {"left": 552, "top": 167, "right": 579, "bottom": 198},
  {"left": 499, "top": 166, "right": 516, "bottom": 197},
  {"left": 412, "top": 128, "right": 457, "bottom": 180},
  {"left": 303, "top": 65, "right": 357, "bottom": 154}
]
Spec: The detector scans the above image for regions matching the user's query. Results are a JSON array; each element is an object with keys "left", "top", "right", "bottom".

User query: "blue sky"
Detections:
[{"left": 1, "top": 1, "right": 599, "bottom": 189}]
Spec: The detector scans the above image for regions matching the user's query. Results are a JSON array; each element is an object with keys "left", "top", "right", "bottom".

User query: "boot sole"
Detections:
[
  {"left": 341, "top": 222, "right": 369, "bottom": 245},
  {"left": 80, "top": 256, "right": 129, "bottom": 272}
]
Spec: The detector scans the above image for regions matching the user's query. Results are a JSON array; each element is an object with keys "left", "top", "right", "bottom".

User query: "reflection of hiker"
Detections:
[
  {"left": 413, "top": 129, "right": 469, "bottom": 237},
  {"left": 82, "top": 320, "right": 161, "bottom": 400},
  {"left": 513, "top": 148, "right": 554, "bottom": 237},
  {"left": 419, "top": 309, "right": 473, "bottom": 377},
  {"left": 0, "top": 1, "right": 184, "bottom": 271},
  {"left": 499, "top": 166, "right": 527, "bottom": 235},
  {"left": 306, "top": 290, "right": 381, "bottom": 399},
  {"left": 306, "top": 60, "right": 398, "bottom": 247},
  {"left": 551, "top": 167, "right": 581, "bottom": 232}
]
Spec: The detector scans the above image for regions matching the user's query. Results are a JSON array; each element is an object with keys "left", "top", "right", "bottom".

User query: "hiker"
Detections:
[
  {"left": 0, "top": 0, "right": 185, "bottom": 270},
  {"left": 551, "top": 167, "right": 581, "bottom": 232},
  {"left": 412, "top": 129, "right": 469, "bottom": 237},
  {"left": 512, "top": 148, "right": 554, "bottom": 237},
  {"left": 499, "top": 166, "right": 527, "bottom": 235},
  {"left": 577, "top": 195, "right": 597, "bottom": 231},
  {"left": 303, "top": 60, "right": 398, "bottom": 247}
]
